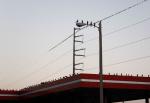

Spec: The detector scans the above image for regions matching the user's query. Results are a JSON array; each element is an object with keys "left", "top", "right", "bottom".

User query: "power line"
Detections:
[
  {"left": 4, "top": 49, "right": 73, "bottom": 88},
  {"left": 41, "top": 23, "right": 150, "bottom": 83},
  {"left": 73, "top": 33, "right": 150, "bottom": 56},
  {"left": 103, "top": 35, "right": 150, "bottom": 52},
  {"left": 70, "top": 55, "right": 150, "bottom": 72},
  {"left": 48, "top": 0, "right": 148, "bottom": 53},
  {"left": 10, "top": 33, "right": 150, "bottom": 86},
  {"left": 85, "top": 55, "right": 150, "bottom": 72},
  {"left": 29, "top": 33, "right": 150, "bottom": 82},
  {"left": 104, "top": 55, "right": 150, "bottom": 67},
  {"left": 85, "top": 34, "right": 150, "bottom": 53},
  {"left": 36, "top": 63, "right": 72, "bottom": 83},
  {"left": 46, "top": 16, "right": 150, "bottom": 77},
  {"left": 96, "top": 0, "right": 148, "bottom": 22},
  {"left": 84, "top": 16, "right": 150, "bottom": 43},
  {"left": 37, "top": 56, "right": 86, "bottom": 82},
  {"left": 103, "top": 17, "right": 150, "bottom": 37},
  {"left": 9, "top": 30, "right": 150, "bottom": 87},
  {"left": 5, "top": 0, "right": 148, "bottom": 88},
  {"left": 22, "top": 44, "right": 150, "bottom": 84},
  {"left": 36, "top": 52, "right": 98, "bottom": 83},
  {"left": 48, "top": 34, "right": 73, "bottom": 51},
  {"left": 6, "top": 28, "right": 150, "bottom": 87}
]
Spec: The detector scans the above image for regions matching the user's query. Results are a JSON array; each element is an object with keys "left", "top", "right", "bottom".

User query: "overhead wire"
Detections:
[
  {"left": 48, "top": 34, "right": 73, "bottom": 51},
  {"left": 47, "top": 9, "right": 150, "bottom": 61},
  {"left": 36, "top": 52, "right": 99, "bottom": 83},
  {"left": 83, "top": 33, "right": 150, "bottom": 54},
  {"left": 40, "top": 0, "right": 149, "bottom": 82},
  {"left": 6, "top": 18, "right": 150, "bottom": 87},
  {"left": 36, "top": 62, "right": 73, "bottom": 83},
  {"left": 71, "top": 34, "right": 150, "bottom": 72},
  {"left": 67, "top": 33, "right": 150, "bottom": 58},
  {"left": 48, "top": 0, "right": 148, "bottom": 53},
  {"left": 19, "top": 23, "right": 150, "bottom": 85},
  {"left": 104, "top": 55, "right": 150, "bottom": 67},
  {"left": 103, "top": 35, "right": 150, "bottom": 52},
  {"left": 45, "top": 1, "right": 150, "bottom": 80},
  {"left": 45, "top": 0, "right": 149, "bottom": 77},
  {"left": 4, "top": 49, "right": 73, "bottom": 87},
  {"left": 96, "top": 0, "right": 148, "bottom": 22},
  {"left": 5, "top": 0, "right": 148, "bottom": 87},
  {"left": 84, "top": 16, "right": 150, "bottom": 43},
  {"left": 23, "top": 32, "right": 150, "bottom": 83},
  {"left": 103, "top": 17, "right": 150, "bottom": 37},
  {"left": 85, "top": 55, "right": 150, "bottom": 72}
]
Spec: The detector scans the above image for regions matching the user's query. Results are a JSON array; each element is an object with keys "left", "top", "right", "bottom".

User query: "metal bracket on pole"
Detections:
[
  {"left": 75, "top": 35, "right": 84, "bottom": 38},
  {"left": 75, "top": 69, "right": 84, "bottom": 71},
  {"left": 75, "top": 54, "right": 85, "bottom": 57},
  {"left": 73, "top": 28, "right": 85, "bottom": 75},
  {"left": 75, "top": 40, "right": 83, "bottom": 43},
  {"left": 75, "top": 48, "right": 85, "bottom": 52},
  {"left": 75, "top": 63, "right": 84, "bottom": 66}
]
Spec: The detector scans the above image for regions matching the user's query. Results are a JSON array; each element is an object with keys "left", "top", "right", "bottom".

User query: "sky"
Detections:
[{"left": 0, "top": 1, "right": 150, "bottom": 102}]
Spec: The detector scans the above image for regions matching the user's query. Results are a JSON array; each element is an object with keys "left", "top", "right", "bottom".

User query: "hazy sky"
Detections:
[{"left": 0, "top": 0, "right": 150, "bottom": 95}]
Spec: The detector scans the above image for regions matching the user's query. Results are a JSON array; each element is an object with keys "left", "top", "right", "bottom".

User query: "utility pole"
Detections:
[
  {"left": 99, "top": 21, "right": 104, "bottom": 103},
  {"left": 146, "top": 97, "right": 149, "bottom": 103},
  {"left": 76, "top": 20, "right": 104, "bottom": 103}
]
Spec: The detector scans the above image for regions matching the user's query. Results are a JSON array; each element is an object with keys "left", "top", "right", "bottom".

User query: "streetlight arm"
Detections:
[{"left": 76, "top": 21, "right": 99, "bottom": 28}]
